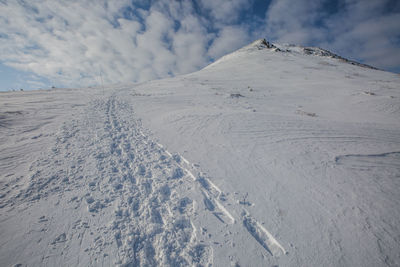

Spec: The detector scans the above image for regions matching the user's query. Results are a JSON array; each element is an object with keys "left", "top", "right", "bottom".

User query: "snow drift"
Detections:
[{"left": 1, "top": 39, "right": 400, "bottom": 266}]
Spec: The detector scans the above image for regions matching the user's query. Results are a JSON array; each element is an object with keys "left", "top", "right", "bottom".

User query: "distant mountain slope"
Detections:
[
  {"left": 1, "top": 39, "right": 400, "bottom": 267},
  {"left": 207, "top": 39, "right": 378, "bottom": 70}
]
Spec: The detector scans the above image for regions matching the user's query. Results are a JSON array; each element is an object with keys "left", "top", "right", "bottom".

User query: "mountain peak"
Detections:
[
  {"left": 241, "top": 38, "right": 278, "bottom": 51},
  {"left": 250, "top": 38, "right": 277, "bottom": 49},
  {"left": 207, "top": 38, "right": 377, "bottom": 70}
]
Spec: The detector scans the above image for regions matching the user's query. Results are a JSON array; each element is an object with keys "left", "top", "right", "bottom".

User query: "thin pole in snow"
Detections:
[{"left": 100, "top": 69, "right": 104, "bottom": 95}]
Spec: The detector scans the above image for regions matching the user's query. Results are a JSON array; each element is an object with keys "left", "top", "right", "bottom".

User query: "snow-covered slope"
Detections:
[{"left": 1, "top": 39, "right": 400, "bottom": 266}]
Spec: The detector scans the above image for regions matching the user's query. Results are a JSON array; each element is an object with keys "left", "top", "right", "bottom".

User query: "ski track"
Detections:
[{"left": 2, "top": 93, "right": 287, "bottom": 265}]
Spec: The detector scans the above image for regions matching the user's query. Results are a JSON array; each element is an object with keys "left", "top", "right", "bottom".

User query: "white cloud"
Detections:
[
  {"left": 264, "top": 0, "right": 400, "bottom": 71},
  {"left": 208, "top": 26, "right": 251, "bottom": 59},
  {"left": 1, "top": 0, "right": 137, "bottom": 86},
  {"left": 0, "top": 0, "right": 253, "bottom": 87},
  {"left": 323, "top": 2, "right": 400, "bottom": 70},
  {"left": 198, "top": 0, "right": 253, "bottom": 24},
  {"left": 264, "top": 0, "right": 327, "bottom": 44},
  {"left": 0, "top": 0, "right": 399, "bottom": 89}
]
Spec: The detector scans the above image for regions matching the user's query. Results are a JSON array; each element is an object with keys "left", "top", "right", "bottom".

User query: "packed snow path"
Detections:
[
  {"left": 1, "top": 94, "right": 210, "bottom": 266},
  {"left": 1, "top": 92, "right": 288, "bottom": 266}
]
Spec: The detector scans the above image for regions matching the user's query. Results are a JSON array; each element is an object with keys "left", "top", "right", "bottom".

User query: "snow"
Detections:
[{"left": 1, "top": 39, "right": 400, "bottom": 266}]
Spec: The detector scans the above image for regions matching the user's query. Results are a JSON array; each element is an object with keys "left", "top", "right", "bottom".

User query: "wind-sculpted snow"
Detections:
[
  {"left": 1, "top": 39, "right": 400, "bottom": 266},
  {"left": 1, "top": 92, "right": 289, "bottom": 266}
]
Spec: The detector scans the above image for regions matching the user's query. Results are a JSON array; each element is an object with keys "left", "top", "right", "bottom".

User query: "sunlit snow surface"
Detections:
[{"left": 1, "top": 40, "right": 400, "bottom": 266}]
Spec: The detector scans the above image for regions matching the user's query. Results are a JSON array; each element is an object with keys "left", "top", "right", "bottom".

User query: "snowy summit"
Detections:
[{"left": 1, "top": 39, "right": 400, "bottom": 266}]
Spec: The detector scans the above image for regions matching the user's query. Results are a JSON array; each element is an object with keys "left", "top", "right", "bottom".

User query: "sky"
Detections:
[{"left": 0, "top": 0, "right": 399, "bottom": 91}]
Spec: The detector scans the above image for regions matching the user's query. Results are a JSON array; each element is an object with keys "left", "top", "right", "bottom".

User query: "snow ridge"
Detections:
[{"left": 207, "top": 38, "right": 377, "bottom": 70}]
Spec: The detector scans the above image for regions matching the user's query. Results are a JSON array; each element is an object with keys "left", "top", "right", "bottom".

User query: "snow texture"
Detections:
[{"left": 1, "top": 39, "right": 400, "bottom": 266}]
